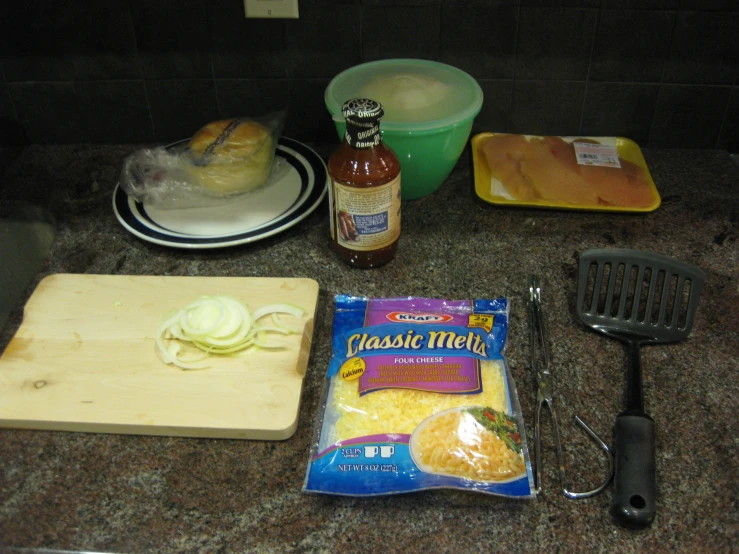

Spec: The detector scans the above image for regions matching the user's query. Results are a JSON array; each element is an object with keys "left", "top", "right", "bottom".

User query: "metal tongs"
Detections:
[{"left": 529, "top": 275, "right": 614, "bottom": 499}]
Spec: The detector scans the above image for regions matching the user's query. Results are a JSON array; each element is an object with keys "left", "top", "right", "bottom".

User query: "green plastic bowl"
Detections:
[{"left": 325, "top": 59, "right": 483, "bottom": 200}]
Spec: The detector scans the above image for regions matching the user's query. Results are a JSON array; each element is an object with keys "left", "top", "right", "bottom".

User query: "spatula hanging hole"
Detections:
[
  {"left": 650, "top": 270, "right": 667, "bottom": 325},
  {"left": 597, "top": 263, "right": 612, "bottom": 316},
  {"left": 610, "top": 263, "right": 626, "bottom": 317},
  {"left": 636, "top": 268, "right": 652, "bottom": 323},
  {"left": 623, "top": 265, "right": 638, "bottom": 320},
  {"left": 677, "top": 278, "right": 692, "bottom": 329},
  {"left": 662, "top": 273, "right": 679, "bottom": 327},
  {"left": 629, "top": 495, "right": 647, "bottom": 510}
]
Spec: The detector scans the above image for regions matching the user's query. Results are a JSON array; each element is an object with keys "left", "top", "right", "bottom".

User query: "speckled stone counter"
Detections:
[{"left": 1, "top": 144, "right": 737, "bottom": 553}]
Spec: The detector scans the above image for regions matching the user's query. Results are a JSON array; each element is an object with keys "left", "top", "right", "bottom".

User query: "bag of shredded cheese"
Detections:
[{"left": 303, "top": 295, "right": 535, "bottom": 497}]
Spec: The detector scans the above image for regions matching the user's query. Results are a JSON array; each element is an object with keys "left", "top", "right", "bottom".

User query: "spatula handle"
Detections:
[{"left": 612, "top": 413, "right": 656, "bottom": 529}]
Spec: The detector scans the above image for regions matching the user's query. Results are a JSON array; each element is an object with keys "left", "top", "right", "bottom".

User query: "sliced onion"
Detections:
[
  {"left": 251, "top": 324, "right": 291, "bottom": 335},
  {"left": 178, "top": 299, "right": 227, "bottom": 337},
  {"left": 192, "top": 339, "right": 256, "bottom": 355},
  {"left": 251, "top": 303, "right": 304, "bottom": 322},
  {"left": 156, "top": 313, "right": 181, "bottom": 364},
  {"left": 156, "top": 295, "right": 304, "bottom": 370},
  {"left": 167, "top": 324, "right": 191, "bottom": 342},
  {"left": 271, "top": 313, "right": 300, "bottom": 334},
  {"left": 253, "top": 332, "right": 287, "bottom": 349}
]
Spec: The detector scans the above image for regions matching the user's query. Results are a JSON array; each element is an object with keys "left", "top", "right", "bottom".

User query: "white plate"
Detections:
[{"left": 113, "top": 137, "right": 327, "bottom": 249}]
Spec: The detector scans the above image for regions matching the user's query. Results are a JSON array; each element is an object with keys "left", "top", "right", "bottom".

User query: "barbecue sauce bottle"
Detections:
[{"left": 328, "top": 98, "right": 401, "bottom": 268}]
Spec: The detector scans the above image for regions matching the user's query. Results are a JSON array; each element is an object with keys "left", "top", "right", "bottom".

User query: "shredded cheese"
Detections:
[{"left": 327, "top": 360, "right": 507, "bottom": 444}]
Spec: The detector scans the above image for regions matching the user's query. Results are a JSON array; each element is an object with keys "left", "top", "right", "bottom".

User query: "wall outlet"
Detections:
[{"left": 244, "top": 0, "right": 299, "bottom": 19}]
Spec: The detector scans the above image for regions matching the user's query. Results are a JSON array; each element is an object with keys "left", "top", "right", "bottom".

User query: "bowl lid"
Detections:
[{"left": 325, "top": 59, "right": 483, "bottom": 132}]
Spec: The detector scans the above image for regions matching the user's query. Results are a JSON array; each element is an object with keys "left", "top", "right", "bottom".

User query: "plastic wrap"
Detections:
[
  {"left": 471, "top": 133, "right": 661, "bottom": 212},
  {"left": 303, "top": 295, "right": 536, "bottom": 497},
  {"left": 120, "top": 112, "right": 286, "bottom": 210}
]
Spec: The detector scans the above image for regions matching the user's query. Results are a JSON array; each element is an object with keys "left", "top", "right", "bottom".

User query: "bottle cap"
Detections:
[{"left": 342, "top": 98, "right": 384, "bottom": 122}]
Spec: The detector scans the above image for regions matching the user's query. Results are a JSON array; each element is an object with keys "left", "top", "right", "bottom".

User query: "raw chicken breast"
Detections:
[{"left": 479, "top": 134, "right": 656, "bottom": 208}]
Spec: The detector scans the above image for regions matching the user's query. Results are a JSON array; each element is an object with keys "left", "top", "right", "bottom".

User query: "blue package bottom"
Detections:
[{"left": 304, "top": 434, "right": 533, "bottom": 497}]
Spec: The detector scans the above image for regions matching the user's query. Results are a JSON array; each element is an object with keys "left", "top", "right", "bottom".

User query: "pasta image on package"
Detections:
[{"left": 303, "top": 295, "right": 536, "bottom": 497}]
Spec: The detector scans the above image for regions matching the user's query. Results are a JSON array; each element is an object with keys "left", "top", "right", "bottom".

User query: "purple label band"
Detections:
[
  {"left": 359, "top": 355, "right": 482, "bottom": 396},
  {"left": 365, "top": 298, "right": 474, "bottom": 327}
]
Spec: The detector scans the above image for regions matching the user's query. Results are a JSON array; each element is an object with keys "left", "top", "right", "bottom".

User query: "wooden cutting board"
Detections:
[{"left": 0, "top": 274, "right": 319, "bottom": 440}]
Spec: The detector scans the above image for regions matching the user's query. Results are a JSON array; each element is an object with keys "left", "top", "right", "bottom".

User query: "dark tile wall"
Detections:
[{"left": 0, "top": 0, "right": 737, "bottom": 151}]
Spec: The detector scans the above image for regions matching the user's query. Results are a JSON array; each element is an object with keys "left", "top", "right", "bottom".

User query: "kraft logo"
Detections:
[{"left": 386, "top": 312, "right": 454, "bottom": 324}]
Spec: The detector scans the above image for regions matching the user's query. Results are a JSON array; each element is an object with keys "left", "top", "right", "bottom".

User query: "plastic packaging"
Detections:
[
  {"left": 303, "top": 295, "right": 536, "bottom": 497},
  {"left": 471, "top": 133, "right": 661, "bottom": 213},
  {"left": 120, "top": 112, "right": 286, "bottom": 210}
]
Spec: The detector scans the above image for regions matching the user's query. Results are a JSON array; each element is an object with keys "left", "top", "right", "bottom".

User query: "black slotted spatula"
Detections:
[{"left": 576, "top": 249, "right": 706, "bottom": 529}]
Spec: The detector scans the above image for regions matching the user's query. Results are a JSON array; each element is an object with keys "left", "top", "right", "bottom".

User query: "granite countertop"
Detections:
[{"left": 0, "top": 143, "right": 737, "bottom": 553}]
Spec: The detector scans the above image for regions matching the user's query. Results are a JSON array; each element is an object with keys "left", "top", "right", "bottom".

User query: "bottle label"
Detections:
[
  {"left": 331, "top": 175, "right": 401, "bottom": 251},
  {"left": 343, "top": 99, "right": 384, "bottom": 150},
  {"left": 345, "top": 120, "right": 381, "bottom": 149}
]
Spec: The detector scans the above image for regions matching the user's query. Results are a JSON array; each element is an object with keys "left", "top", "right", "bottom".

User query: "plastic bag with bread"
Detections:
[{"left": 120, "top": 112, "right": 286, "bottom": 209}]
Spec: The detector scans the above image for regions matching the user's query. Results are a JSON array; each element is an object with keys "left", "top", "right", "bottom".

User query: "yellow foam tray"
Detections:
[{"left": 471, "top": 133, "right": 661, "bottom": 213}]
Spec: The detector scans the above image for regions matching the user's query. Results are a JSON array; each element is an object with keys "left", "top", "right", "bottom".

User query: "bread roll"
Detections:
[{"left": 188, "top": 119, "right": 274, "bottom": 195}]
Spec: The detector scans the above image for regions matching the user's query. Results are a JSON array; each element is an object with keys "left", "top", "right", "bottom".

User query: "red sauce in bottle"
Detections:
[{"left": 328, "top": 99, "right": 401, "bottom": 268}]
